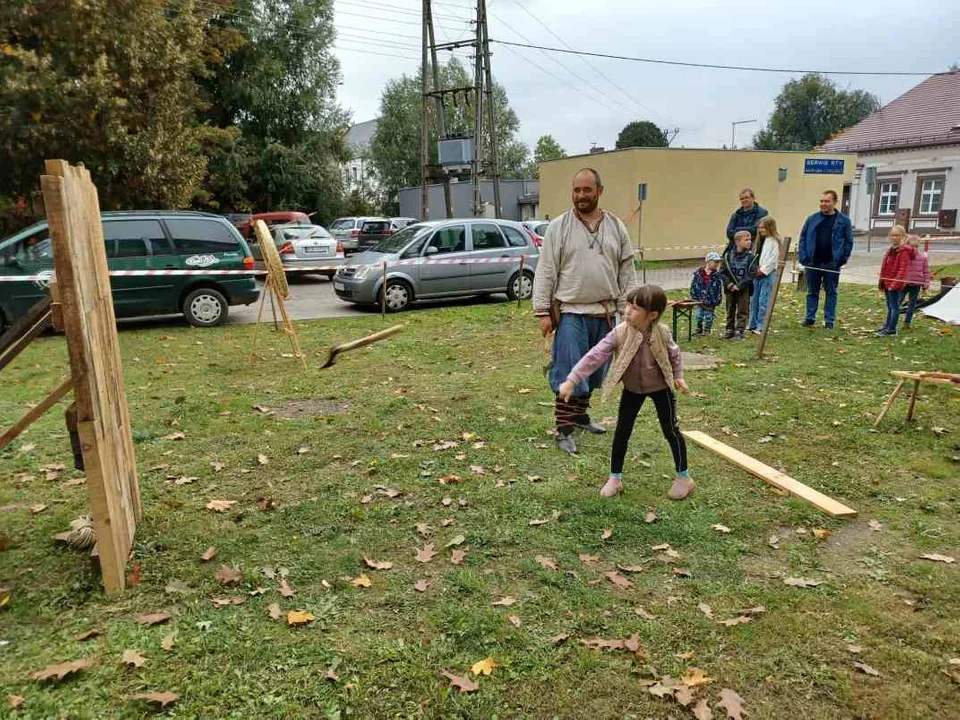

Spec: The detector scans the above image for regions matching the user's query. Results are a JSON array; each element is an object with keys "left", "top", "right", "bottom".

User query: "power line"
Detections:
[{"left": 489, "top": 39, "right": 940, "bottom": 77}]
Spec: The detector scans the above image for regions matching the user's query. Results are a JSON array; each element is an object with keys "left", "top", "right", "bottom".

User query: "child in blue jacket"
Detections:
[{"left": 689, "top": 251, "right": 723, "bottom": 334}]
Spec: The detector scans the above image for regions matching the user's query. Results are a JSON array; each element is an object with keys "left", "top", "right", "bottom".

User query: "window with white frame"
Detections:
[
  {"left": 876, "top": 180, "right": 899, "bottom": 216},
  {"left": 917, "top": 177, "right": 944, "bottom": 215}
]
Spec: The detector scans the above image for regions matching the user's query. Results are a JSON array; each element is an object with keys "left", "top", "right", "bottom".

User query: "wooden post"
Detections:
[
  {"left": 0, "top": 377, "right": 72, "bottom": 450},
  {"left": 517, "top": 254, "right": 525, "bottom": 308},
  {"left": 756, "top": 236, "right": 792, "bottom": 359},
  {"left": 874, "top": 378, "right": 907, "bottom": 427},
  {"left": 268, "top": 288, "right": 279, "bottom": 331},
  {"left": 905, "top": 379, "right": 921, "bottom": 420},
  {"left": 381, "top": 261, "right": 387, "bottom": 319}
]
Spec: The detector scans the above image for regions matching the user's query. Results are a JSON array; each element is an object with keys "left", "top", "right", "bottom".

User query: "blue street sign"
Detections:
[{"left": 804, "top": 158, "right": 844, "bottom": 174}]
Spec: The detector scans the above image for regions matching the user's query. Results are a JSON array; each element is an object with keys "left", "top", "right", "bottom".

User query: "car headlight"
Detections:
[{"left": 351, "top": 265, "right": 372, "bottom": 280}]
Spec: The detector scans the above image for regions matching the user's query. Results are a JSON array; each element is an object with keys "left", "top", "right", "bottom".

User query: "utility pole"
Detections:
[
  {"left": 479, "top": 0, "right": 501, "bottom": 218},
  {"left": 426, "top": 3, "right": 453, "bottom": 218},
  {"left": 420, "top": 0, "right": 430, "bottom": 219},
  {"left": 471, "top": 0, "right": 483, "bottom": 218}
]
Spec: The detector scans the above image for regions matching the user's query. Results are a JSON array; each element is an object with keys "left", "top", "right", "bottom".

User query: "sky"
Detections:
[{"left": 332, "top": 0, "right": 959, "bottom": 156}]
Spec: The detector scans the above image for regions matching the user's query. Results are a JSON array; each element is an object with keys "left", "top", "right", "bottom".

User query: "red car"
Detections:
[
  {"left": 522, "top": 220, "right": 548, "bottom": 248},
  {"left": 235, "top": 211, "right": 311, "bottom": 240}
]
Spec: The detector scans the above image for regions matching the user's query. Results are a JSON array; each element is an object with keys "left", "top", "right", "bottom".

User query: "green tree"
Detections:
[
  {"left": 527, "top": 135, "right": 566, "bottom": 177},
  {"left": 615, "top": 121, "right": 668, "bottom": 149},
  {"left": 753, "top": 73, "right": 879, "bottom": 150},
  {"left": 370, "top": 58, "right": 529, "bottom": 201}
]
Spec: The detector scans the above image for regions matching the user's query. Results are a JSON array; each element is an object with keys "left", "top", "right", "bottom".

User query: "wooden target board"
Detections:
[{"left": 40, "top": 160, "right": 141, "bottom": 593}]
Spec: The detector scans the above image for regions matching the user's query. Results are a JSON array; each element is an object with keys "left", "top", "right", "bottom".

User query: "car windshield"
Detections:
[
  {"left": 329, "top": 218, "right": 355, "bottom": 230},
  {"left": 279, "top": 225, "right": 331, "bottom": 240},
  {"left": 370, "top": 224, "right": 429, "bottom": 253},
  {"left": 361, "top": 221, "right": 390, "bottom": 233}
]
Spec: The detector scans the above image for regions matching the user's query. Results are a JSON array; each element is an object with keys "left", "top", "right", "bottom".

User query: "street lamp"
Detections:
[{"left": 731, "top": 119, "right": 757, "bottom": 149}]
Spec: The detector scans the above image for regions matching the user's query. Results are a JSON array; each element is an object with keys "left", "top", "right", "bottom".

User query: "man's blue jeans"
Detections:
[
  {"left": 804, "top": 268, "right": 840, "bottom": 327},
  {"left": 748, "top": 272, "right": 776, "bottom": 331}
]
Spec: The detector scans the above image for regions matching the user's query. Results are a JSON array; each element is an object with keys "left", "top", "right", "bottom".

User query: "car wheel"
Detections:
[
  {"left": 507, "top": 270, "right": 534, "bottom": 301},
  {"left": 382, "top": 280, "right": 412, "bottom": 312},
  {"left": 183, "top": 288, "right": 228, "bottom": 327}
]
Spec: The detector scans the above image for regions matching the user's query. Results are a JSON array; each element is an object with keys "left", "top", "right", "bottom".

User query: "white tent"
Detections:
[{"left": 921, "top": 285, "right": 960, "bottom": 325}]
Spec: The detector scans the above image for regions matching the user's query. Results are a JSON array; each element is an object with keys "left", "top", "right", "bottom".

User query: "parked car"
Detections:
[
  {"left": 356, "top": 218, "right": 396, "bottom": 252},
  {"left": 235, "top": 211, "right": 311, "bottom": 240},
  {"left": 333, "top": 218, "right": 539, "bottom": 312},
  {"left": 390, "top": 217, "right": 418, "bottom": 230},
  {"left": 329, "top": 216, "right": 383, "bottom": 253},
  {"left": 250, "top": 223, "right": 344, "bottom": 278},
  {"left": 0, "top": 211, "right": 259, "bottom": 329},
  {"left": 522, "top": 219, "right": 549, "bottom": 247}
]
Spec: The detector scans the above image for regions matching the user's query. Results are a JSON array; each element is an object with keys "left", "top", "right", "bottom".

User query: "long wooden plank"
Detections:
[
  {"left": 0, "top": 310, "right": 52, "bottom": 372},
  {"left": 0, "top": 296, "right": 51, "bottom": 355},
  {"left": 890, "top": 370, "right": 960, "bottom": 388},
  {"left": 0, "top": 377, "right": 72, "bottom": 450},
  {"left": 682, "top": 430, "right": 857, "bottom": 518}
]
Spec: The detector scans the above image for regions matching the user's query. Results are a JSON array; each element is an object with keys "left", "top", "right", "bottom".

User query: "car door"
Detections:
[
  {"left": 417, "top": 224, "right": 470, "bottom": 297},
  {"left": 165, "top": 217, "right": 246, "bottom": 306},
  {"left": 468, "top": 222, "right": 515, "bottom": 291},
  {"left": 103, "top": 219, "right": 174, "bottom": 316},
  {"left": 1, "top": 225, "right": 53, "bottom": 319}
]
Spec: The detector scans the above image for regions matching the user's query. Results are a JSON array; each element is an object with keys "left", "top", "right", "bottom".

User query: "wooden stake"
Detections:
[
  {"left": 905, "top": 379, "right": 921, "bottom": 420},
  {"left": 0, "top": 377, "right": 72, "bottom": 450},
  {"left": 381, "top": 261, "right": 387, "bottom": 319},
  {"left": 756, "top": 236, "right": 791, "bottom": 359},
  {"left": 873, "top": 378, "right": 906, "bottom": 427},
  {"left": 249, "top": 277, "right": 270, "bottom": 363},
  {"left": 268, "top": 288, "right": 279, "bottom": 331},
  {"left": 517, "top": 254, "right": 525, "bottom": 308}
]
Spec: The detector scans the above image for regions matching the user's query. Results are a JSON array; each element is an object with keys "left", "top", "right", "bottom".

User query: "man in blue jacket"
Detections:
[
  {"left": 724, "top": 188, "right": 768, "bottom": 255},
  {"left": 797, "top": 190, "right": 854, "bottom": 329}
]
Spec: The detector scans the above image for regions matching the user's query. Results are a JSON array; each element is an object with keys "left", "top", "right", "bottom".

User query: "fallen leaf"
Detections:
[
  {"left": 717, "top": 616, "right": 753, "bottom": 627},
  {"left": 470, "top": 465, "right": 486, "bottom": 475},
  {"left": 364, "top": 557, "right": 393, "bottom": 571},
  {"left": 920, "top": 553, "right": 955, "bottom": 564},
  {"left": 351, "top": 574, "right": 372, "bottom": 588},
  {"left": 287, "top": 610, "right": 315, "bottom": 626},
  {"left": 647, "top": 682, "right": 676, "bottom": 698},
  {"left": 517, "top": 388, "right": 534, "bottom": 394},
  {"left": 711, "top": 524, "right": 732, "bottom": 534},
  {"left": 698, "top": 602, "right": 714, "bottom": 619},
  {"left": 61, "top": 477, "right": 86, "bottom": 489},
  {"left": 72, "top": 629, "right": 101, "bottom": 641},
  {"left": 268, "top": 603, "right": 283, "bottom": 620},
  {"left": 450, "top": 549, "right": 465, "bottom": 565},
  {"left": 535, "top": 555, "right": 558, "bottom": 571},
  {"left": 414, "top": 579, "right": 429, "bottom": 593},
  {"left": 297, "top": 447, "right": 311, "bottom": 455},
  {"left": 672, "top": 567, "right": 692, "bottom": 578},
  {"left": 471, "top": 657, "right": 499, "bottom": 676},
  {"left": 675, "top": 651, "right": 696, "bottom": 660},
  {"left": 200, "top": 546, "right": 217, "bottom": 561},
  {"left": 739, "top": 605, "right": 766, "bottom": 615},
  {"left": 692, "top": 698, "right": 714, "bottom": 720},
  {"left": 325, "top": 667, "right": 339, "bottom": 681},
  {"left": 127, "top": 691, "right": 179, "bottom": 708},
  {"left": 161, "top": 432, "right": 185, "bottom": 441},
  {"left": 212, "top": 596, "right": 246, "bottom": 608},
  {"left": 634, "top": 606, "right": 657, "bottom": 620},
  {"left": 164, "top": 580, "right": 193, "bottom": 595},
  {"left": 444, "top": 534, "right": 466, "bottom": 548},
  {"left": 784, "top": 577, "right": 822, "bottom": 588},
  {"left": 868, "top": 519, "right": 882, "bottom": 532},
  {"left": 551, "top": 633, "right": 570, "bottom": 644},
  {"left": 416, "top": 544, "right": 437, "bottom": 563},
  {"left": 8, "top": 695, "right": 24, "bottom": 709},
  {"left": 813, "top": 528, "right": 832, "bottom": 541},
  {"left": 651, "top": 543, "right": 671, "bottom": 551},
  {"left": 442, "top": 671, "right": 479, "bottom": 693},
  {"left": 257, "top": 454, "right": 269, "bottom": 466},
  {"left": 214, "top": 565, "right": 243, "bottom": 585},
  {"left": 853, "top": 661, "right": 882, "bottom": 677},
  {"left": 675, "top": 685, "right": 695, "bottom": 707},
  {"left": 616, "top": 564, "right": 644, "bottom": 573},
  {"left": 931, "top": 426, "right": 948, "bottom": 436},
  {"left": 121, "top": 649, "right": 146, "bottom": 668},
  {"left": 438, "top": 474, "right": 461, "bottom": 485},
  {"left": 415, "top": 522, "right": 432, "bottom": 536},
  {"left": 717, "top": 688, "right": 746, "bottom": 719},
  {"left": 846, "top": 644, "right": 862, "bottom": 654},
  {"left": 528, "top": 518, "right": 550, "bottom": 526},
  {"left": 601, "top": 528, "right": 613, "bottom": 540},
  {"left": 508, "top": 615, "right": 522, "bottom": 627},
  {"left": 31, "top": 658, "right": 94, "bottom": 682},
  {"left": 211, "top": 461, "right": 224, "bottom": 472},
  {"left": 136, "top": 612, "right": 171, "bottom": 626},
  {"left": 256, "top": 496, "right": 276, "bottom": 511},
  {"left": 29, "top": 504, "right": 47, "bottom": 514},
  {"left": 206, "top": 499, "right": 236, "bottom": 512},
  {"left": 441, "top": 518, "right": 455, "bottom": 527},
  {"left": 604, "top": 571, "right": 634, "bottom": 589},
  {"left": 644, "top": 511, "right": 658, "bottom": 524},
  {"left": 161, "top": 631, "right": 177, "bottom": 651},
  {"left": 492, "top": 596, "right": 516, "bottom": 606},
  {"left": 579, "top": 553, "right": 601, "bottom": 565}
]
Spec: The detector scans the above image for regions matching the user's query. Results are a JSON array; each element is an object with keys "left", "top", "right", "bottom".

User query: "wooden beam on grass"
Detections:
[
  {"left": 682, "top": 430, "right": 857, "bottom": 518},
  {"left": 0, "top": 376, "right": 73, "bottom": 451}
]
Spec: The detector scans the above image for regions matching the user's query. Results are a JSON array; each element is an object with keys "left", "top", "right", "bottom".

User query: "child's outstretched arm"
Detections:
[
  {"left": 666, "top": 333, "right": 688, "bottom": 394},
  {"left": 558, "top": 329, "right": 618, "bottom": 401}
]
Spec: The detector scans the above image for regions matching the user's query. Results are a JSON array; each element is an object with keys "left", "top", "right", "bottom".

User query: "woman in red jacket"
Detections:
[{"left": 877, "top": 225, "right": 915, "bottom": 336}]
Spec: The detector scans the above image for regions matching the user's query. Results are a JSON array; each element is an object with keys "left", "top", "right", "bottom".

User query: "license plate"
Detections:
[
  {"left": 302, "top": 246, "right": 323, "bottom": 253},
  {"left": 334, "top": 282, "right": 345, "bottom": 291}
]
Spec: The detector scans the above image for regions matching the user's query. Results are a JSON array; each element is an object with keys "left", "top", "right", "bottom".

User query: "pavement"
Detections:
[{"left": 226, "top": 240, "right": 960, "bottom": 326}]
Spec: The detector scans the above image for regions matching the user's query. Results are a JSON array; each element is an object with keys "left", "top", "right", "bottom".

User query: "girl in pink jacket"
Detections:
[{"left": 902, "top": 235, "right": 931, "bottom": 328}]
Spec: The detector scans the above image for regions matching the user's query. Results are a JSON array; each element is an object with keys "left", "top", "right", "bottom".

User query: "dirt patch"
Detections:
[
  {"left": 681, "top": 351, "right": 722, "bottom": 371},
  {"left": 273, "top": 399, "right": 350, "bottom": 419},
  {"left": 817, "top": 521, "right": 884, "bottom": 577}
]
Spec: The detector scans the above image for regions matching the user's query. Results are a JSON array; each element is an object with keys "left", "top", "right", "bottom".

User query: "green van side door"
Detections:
[
  {"left": 103, "top": 219, "right": 179, "bottom": 317},
  {"left": 163, "top": 218, "right": 247, "bottom": 301}
]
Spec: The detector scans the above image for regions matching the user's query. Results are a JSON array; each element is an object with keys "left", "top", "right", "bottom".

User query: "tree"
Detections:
[
  {"left": 615, "top": 121, "right": 668, "bottom": 149},
  {"left": 753, "top": 73, "right": 879, "bottom": 150},
  {"left": 527, "top": 135, "right": 566, "bottom": 177},
  {"left": 370, "top": 57, "right": 530, "bottom": 202}
]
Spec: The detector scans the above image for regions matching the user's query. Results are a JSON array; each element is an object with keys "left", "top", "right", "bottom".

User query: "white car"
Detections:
[
  {"left": 329, "top": 216, "right": 384, "bottom": 253},
  {"left": 253, "top": 224, "right": 344, "bottom": 278}
]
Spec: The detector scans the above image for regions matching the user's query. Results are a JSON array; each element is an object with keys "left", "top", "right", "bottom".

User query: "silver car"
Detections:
[
  {"left": 333, "top": 218, "right": 539, "bottom": 312},
  {"left": 329, "top": 216, "right": 384, "bottom": 253},
  {"left": 252, "top": 223, "right": 344, "bottom": 278}
]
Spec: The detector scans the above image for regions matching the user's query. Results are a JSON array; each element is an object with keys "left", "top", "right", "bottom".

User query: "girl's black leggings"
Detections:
[{"left": 611, "top": 388, "right": 687, "bottom": 474}]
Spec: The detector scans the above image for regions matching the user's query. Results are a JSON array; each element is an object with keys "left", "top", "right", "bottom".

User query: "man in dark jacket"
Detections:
[
  {"left": 724, "top": 188, "right": 768, "bottom": 255},
  {"left": 797, "top": 190, "right": 854, "bottom": 329}
]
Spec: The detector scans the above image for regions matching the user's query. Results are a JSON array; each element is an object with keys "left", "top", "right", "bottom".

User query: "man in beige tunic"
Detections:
[{"left": 533, "top": 168, "right": 638, "bottom": 454}]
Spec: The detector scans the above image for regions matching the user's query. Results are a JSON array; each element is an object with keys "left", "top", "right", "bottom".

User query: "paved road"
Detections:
[{"left": 227, "top": 241, "right": 960, "bottom": 326}]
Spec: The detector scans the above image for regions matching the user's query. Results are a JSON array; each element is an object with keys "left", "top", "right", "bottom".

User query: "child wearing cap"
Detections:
[{"left": 689, "top": 251, "right": 723, "bottom": 335}]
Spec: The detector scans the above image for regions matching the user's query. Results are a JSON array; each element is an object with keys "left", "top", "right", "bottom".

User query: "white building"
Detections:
[
  {"left": 342, "top": 119, "right": 379, "bottom": 196},
  {"left": 820, "top": 71, "right": 960, "bottom": 236}
]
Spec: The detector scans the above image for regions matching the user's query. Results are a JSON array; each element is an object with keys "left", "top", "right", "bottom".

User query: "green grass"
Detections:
[
  {"left": 931, "top": 263, "right": 960, "bottom": 278},
  {"left": 1, "top": 288, "right": 958, "bottom": 719}
]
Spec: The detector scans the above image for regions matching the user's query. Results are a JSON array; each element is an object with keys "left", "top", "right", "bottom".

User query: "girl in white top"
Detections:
[{"left": 747, "top": 216, "right": 782, "bottom": 334}]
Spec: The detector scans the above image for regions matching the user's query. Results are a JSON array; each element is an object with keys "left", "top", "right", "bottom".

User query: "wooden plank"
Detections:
[
  {"left": 890, "top": 370, "right": 960, "bottom": 388},
  {"left": 874, "top": 378, "right": 906, "bottom": 427},
  {"left": 42, "top": 159, "right": 140, "bottom": 594},
  {"left": 0, "top": 377, "right": 72, "bottom": 450},
  {"left": 906, "top": 379, "right": 921, "bottom": 420},
  {"left": 682, "top": 430, "right": 857, "bottom": 518},
  {"left": 0, "top": 310, "right": 52, "bottom": 373},
  {"left": 0, "top": 296, "right": 50, "bottom": 356}
]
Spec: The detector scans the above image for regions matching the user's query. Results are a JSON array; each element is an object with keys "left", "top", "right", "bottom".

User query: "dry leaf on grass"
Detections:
[
  {"left": 257, "top": 454, "right": 269, "bottom": 466},
  {"left": 415, "top": 543, "right": 437, "bottom": 563},
  {"left": 682, "top": 667, "right": 714, "bottom": 688},
  {"left": 551, "top": 633, "right": 570, "bottom": 644},
  {"left": 717, "top": 616, "right": 752, "bottom": 627},
  {"left": 711, "top": 524, "right": 732, "bottom": 533},
  {"left": 616, "top": 563, "right": 644, "bottom": 573},
  {"left": 211, "top": 596, "right": 246, "bottom": 608},
  {"left": 673, "top": 567, "right": 692, "bottom": 578},
  {"left": 674, "top": 685, "right": 695, "bottom": 707},
  {"left": 29, "top": 504, "right": 46, "bottom": 514},
  {"left": 783, "top": 577, "right": 821, "bottom": 588},
  {"left": 853, "top": 661, "right": 882, "bottom": 677},
  {"left": 444, "top": 534, "right": 466, "bottom": 548},
  {"left": 698, "top": 602, "right": 714, "bottom": 619},
  {"left": 528, "top": 518, "right": 550, "bottom": 526},
  {"left": 351, "top": 574, "right": 372, "bottom": 588},
  {"left": 72, "top": 629, "right": 102, "bottom": 642},
  {"left": 920, "top": 553, "right": 955, "bottom": 564},
  {"left": 127, "top": 691, "right": 179, "bottom": 708},
  {"left": 287, "top": 610, "right": 315, "bottom": 626},
  {"left": 32, "top": 658, "right": 94, "bottom": 682},
  {"left": 442, "top": 671, "right": 479, "bottom": 693},
  {"left": 268, "top": 603, "right": 283, "bottom": 620},
  {"left": 414, "top": 579, "right": 429, "bottom": 593},
  {"left": 415, "top": 523, "right": 431, "bottom": 536},
  {"left": 325, "top": 667, "right": 339, "bottom": 681},
  {"left": 601, "top": 528, "right": 613, "bottom": 540},
  {"left": 200, "top": 546, "right": 217, "bottom": 561},
  {"left": 604, "top": 571, "right": 634, "bottom": 589},
  {"left": 492, "top": 596, "right": 516, "bottom": 606},
  {"left": 717, "top": 688, "right": 746, "bottom": 719},
  {"left": 471, "top": 657, "right": 499, "bottom": 676},
  {"left": 121, "top": 649, "right": 146, "bottom": 668},
  {"left": 438, "top": 474, "right": 461, "bottom": 485},
  {"left": 644, "top": 511, "right": 658, "bottom": 524},
  {"left": 692, "top": 698, "right": 714, "bottom": 720},
  {"left": 634, "top": 606, "right": 657, "bottom": 620},
  {"left": 8, "top": 695, "right": 24, "bottom": 709},
  {"left": 579, "top": 553, "right": 601, "bottom": 565},
  {"left": 868, "top": 519, "right": 882, "bottom": 532},
  {"left": 161, "top": 631, "right": 177, "bottom": 651},
  {"left": 846, "top": 644, "right": 862, "bottom": 654},
  {"left": 277, "top": 578, "right": 295, "bottom": 597},
  {"left": 161, "top": 432, "right": 185, "bottom": 441},
  {"left": 136, "top": 612, "right": 171, "bottom": 626},
  {"left": 450, "top": 549, "right": 466, "bottom": 565},
  {"left": 813, "top": 528, "right": 832, "bottom": 541},
  {"left": 507, "top": 615, "right": 522, "bottom": 628},
  {"left": 206, "top": 499, "right": 236, "bottom": 513},
  {"left": 363, "top": 557, "right": 393, "bottom": 570},
  {"left": 215, "top": 565, "right": 243, "bottom": 585},
  {"left": 535, "top": 555, "right": 558, "bottom": 571}
]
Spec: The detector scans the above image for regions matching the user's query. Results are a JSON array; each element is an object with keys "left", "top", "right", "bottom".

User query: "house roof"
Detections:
[
  {"left": 345, "top": 119, "right": 378, "bottom": 154},
  {"left": 819, "top": 71, "right": 960, "bottom": 153}
]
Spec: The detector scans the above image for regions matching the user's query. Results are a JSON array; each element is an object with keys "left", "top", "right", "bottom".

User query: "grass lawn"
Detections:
[{"left": 1, "top": 287, "right": 958, "bottom": 719}]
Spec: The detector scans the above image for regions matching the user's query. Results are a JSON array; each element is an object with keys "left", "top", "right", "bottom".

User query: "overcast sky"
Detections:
[{"left": 333, "top": 0, "right": 958, "bottom": 155}]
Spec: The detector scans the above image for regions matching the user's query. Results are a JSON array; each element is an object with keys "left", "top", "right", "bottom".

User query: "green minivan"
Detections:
[{"left": 0, "top": 211, "right": 260, "bottom": 329}]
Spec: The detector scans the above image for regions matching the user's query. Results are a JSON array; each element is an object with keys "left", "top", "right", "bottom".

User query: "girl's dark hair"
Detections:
[{"left": 626, "top": 285, "right": 667, "bottom": 316}]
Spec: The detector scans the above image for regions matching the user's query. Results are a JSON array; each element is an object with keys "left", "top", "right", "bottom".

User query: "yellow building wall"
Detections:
[{"left": 539, "top": 148, "right": 857, "bottom": 261}]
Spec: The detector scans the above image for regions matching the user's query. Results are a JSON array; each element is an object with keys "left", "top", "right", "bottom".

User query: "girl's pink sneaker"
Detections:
[{"left": 600, "top": 477, "right": 623, "bottom": 497}]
